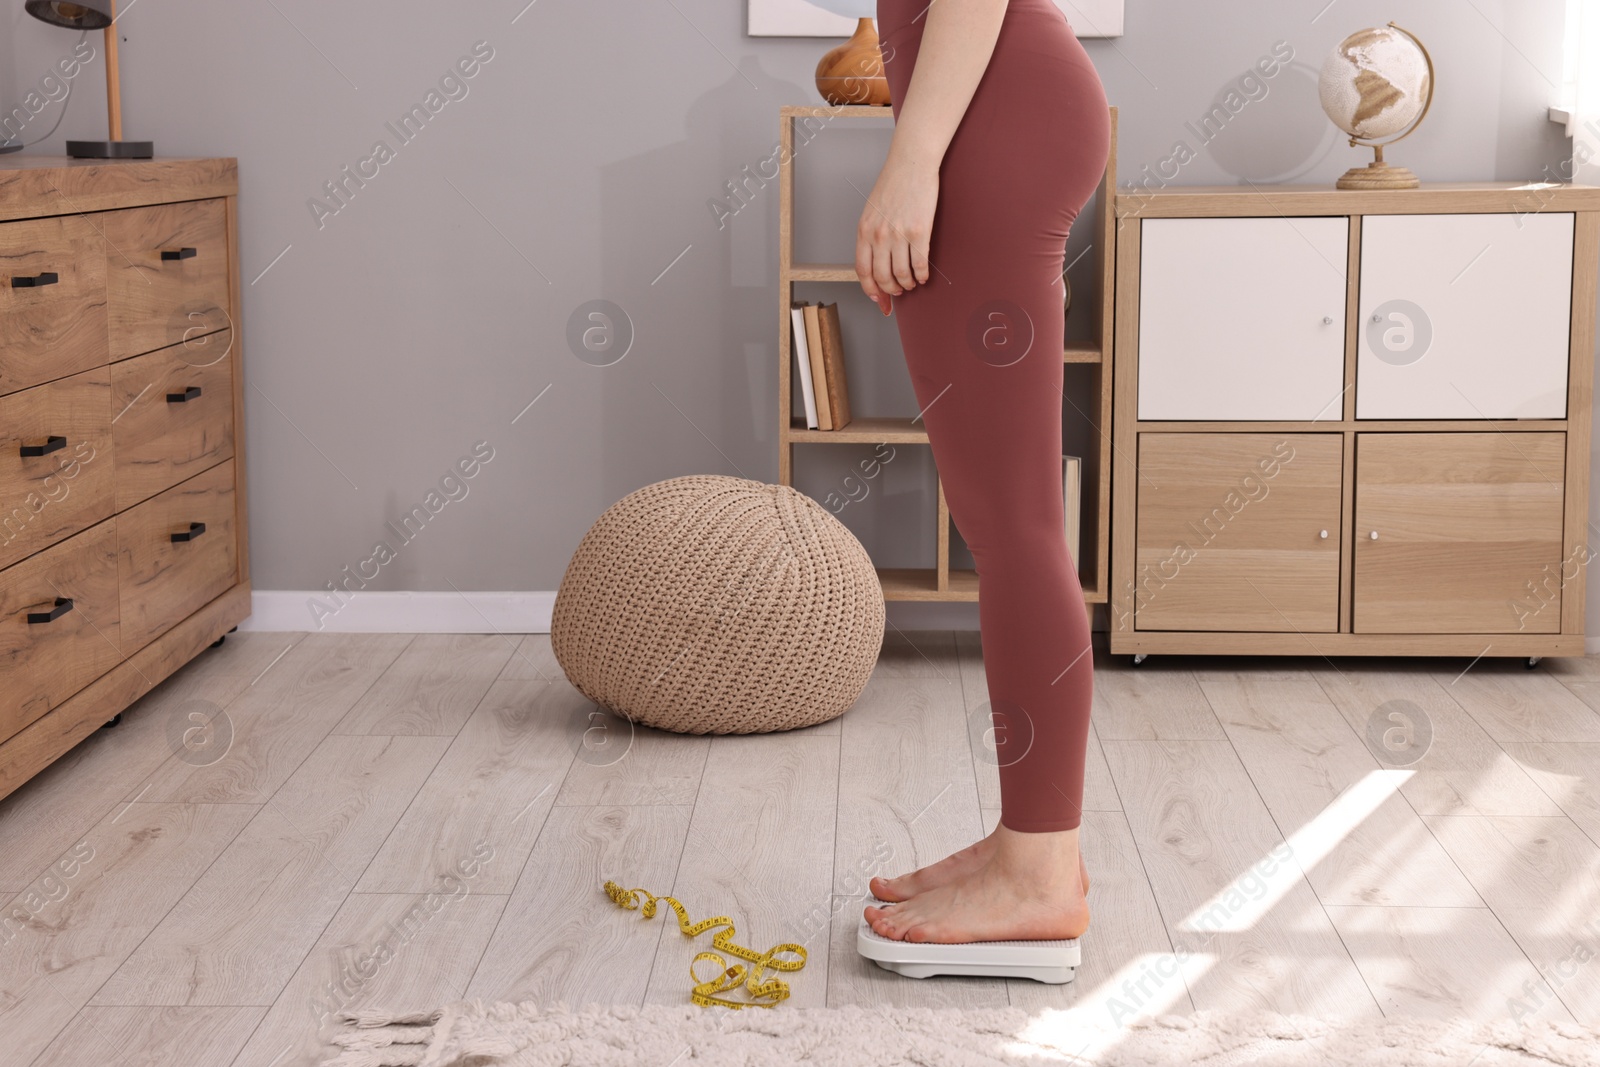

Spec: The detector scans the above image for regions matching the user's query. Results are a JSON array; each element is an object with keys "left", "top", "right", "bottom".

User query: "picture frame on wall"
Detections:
[{"left": 747, "top": 0, "right": 1124, "bottom": 37}]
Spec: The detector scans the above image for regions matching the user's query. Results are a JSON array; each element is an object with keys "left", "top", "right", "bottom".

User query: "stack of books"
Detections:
[{"left": 791, "top": 300, "right": 852, "bottom": 431}]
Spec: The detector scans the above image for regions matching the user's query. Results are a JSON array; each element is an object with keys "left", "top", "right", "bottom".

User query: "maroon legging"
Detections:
[{"left": 877, "top": 0, "right": 1110, "bottom": 832}]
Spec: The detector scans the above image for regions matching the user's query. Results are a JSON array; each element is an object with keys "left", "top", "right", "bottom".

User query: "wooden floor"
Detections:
[{"left": 3, "top": 628, "right": 1599, "bottom": 1065}]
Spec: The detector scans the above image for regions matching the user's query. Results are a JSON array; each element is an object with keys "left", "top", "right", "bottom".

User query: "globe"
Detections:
[{"left": 1317, "top": 24, "right": 1434, "bottom": 189}]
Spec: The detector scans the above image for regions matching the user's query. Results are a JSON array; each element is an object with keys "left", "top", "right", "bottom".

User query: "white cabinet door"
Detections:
[
  {"left": 1356, "top": 212, "right": 1572, "bottom": 419},
  {"left": 1137, "top": 216, "right": 1348, "bottom": 421}
]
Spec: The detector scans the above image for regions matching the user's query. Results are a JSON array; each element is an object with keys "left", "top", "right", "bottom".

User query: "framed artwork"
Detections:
[{"left": 747, "top": 0, "right": 1124, "bottom": 37}]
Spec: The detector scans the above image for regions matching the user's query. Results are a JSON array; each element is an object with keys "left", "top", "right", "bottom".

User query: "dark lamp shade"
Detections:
[{"left": 24, "top": 0, "right": 112, "bottom": 29}]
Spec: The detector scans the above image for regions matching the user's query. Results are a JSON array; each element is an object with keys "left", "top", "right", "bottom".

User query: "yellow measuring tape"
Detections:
[{"left": 602, "top": 880, "right": 807, "bottom": 1008}]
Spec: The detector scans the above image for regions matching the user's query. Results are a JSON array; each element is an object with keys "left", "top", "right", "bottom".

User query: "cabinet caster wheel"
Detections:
[
  {"left": 210, "top": 634, "right": 227, "bottom": 649},
  {"left": 1131, "top": 654, "right": 1148, "bottom": 667},
  {"left": 1526, "top": 656, "right": 1542, "bottom": 670},
  {"left": 101, "top": 714, "right": 122, "bottom": 728}
]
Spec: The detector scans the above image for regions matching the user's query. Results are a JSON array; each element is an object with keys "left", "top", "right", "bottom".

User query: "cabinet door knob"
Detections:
[
  {"left": 1319, "top": 529, "right": 1329, "bottom": 539},
  {"left": 1323, "top": 316, "right": 1334, "bottom": 325},
  {"left": 1371, "top": 312, "right": 1384, "bottom": 323},
  {"left": 1369, "top": 530, "right": 1379, "bottom": 540}
]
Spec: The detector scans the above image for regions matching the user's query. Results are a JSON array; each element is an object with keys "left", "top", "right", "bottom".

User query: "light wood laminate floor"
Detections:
[{"left": 3, "top": 629, "right": 1599, "bottom": 1066}]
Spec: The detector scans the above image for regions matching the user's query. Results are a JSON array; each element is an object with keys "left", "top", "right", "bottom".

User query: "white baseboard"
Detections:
[
  {"left": 243, "top": 590, "right": 558, "bottom": 633},
  {"left": 242, "top": 590, "right": 985, "bottom": 634},
  {"left": 243, "top": 594, "right": 1593, "bottom": 660}
]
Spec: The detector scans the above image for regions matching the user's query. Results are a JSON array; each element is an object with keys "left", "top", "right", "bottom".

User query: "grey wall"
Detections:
[{"left": 1, "top": 0, "right": 1590, "bottom": 633}]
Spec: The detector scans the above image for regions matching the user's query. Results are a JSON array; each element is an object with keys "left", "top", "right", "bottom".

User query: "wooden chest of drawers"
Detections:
[{"left": 0, "top": 158, "right": 250, "bottom": 800}]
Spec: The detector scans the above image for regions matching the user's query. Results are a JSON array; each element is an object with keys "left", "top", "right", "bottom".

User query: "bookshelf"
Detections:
[{"left": 777, "top": 103, "right": 1119, "bottom": 608}]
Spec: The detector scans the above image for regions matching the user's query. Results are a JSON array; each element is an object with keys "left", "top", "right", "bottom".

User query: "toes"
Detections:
[
  {"left": 866, "top": 905, "right": 903, "bottom": 940},
  {"left": 870, "top": 875, "right": 909, "bottom": 902}
]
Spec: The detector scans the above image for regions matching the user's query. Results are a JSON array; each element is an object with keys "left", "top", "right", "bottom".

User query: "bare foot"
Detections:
[
  {"left": 869, "top": 826, "right": 1088, "bottom": 902},
  {"left": 864, "top": 825, "right": 1088, "bottom": 943}
]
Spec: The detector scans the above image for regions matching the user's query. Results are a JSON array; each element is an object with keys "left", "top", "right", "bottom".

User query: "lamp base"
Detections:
[{"left": 66, "top": 139, "right": 154, "bottom": 159}]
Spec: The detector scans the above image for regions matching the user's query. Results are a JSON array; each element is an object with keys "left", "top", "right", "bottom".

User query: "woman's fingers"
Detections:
[
  {"left": 872, "top": 231, "right": 903, "bottom": 297},
  {"left": 911, "top": 232, "right": 931, "bottom": 285},
  {"left": 855, "top": 225, "right": 880, "bottom": 303},
  {"left": 890, "top": 239, "right": 916, "bottom": 292}
]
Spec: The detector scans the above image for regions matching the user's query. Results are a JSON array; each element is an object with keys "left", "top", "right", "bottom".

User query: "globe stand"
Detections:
[{"left": 1337, "top": 145, "right": 1420, "bottom": 190}]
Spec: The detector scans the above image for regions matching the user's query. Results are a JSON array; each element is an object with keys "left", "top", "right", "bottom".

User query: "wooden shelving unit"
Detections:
[{"left": 776, "top": 103, "right": 1119, "bottom": 606}]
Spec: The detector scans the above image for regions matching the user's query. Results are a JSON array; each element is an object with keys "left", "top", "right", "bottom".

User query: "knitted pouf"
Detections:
[{"left": 550, "top": 475, "right": 885, "bottom": 734}]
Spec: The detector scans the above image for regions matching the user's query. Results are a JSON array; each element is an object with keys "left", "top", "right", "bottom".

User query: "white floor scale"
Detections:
[{"left": 856, "top": 898, "right": 1080, "bottom": 984}]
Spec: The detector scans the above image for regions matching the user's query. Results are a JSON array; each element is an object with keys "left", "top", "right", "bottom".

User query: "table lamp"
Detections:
[{"left": 24, "top": 0, "right": 153, "bottom": 157}]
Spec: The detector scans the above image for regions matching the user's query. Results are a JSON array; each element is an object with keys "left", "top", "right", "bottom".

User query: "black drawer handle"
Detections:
[
  {"left": 167, "top": 386, "right": 203, "bottom": 403},
  {"left": 20, "top": 435, "right": 67, "bottom": 458},
  {"left": 11, "top": 272, "right": 59, "bottom": 288},
  {"left": 161, "top": 247, "right": 198, "bottom": 261},
  {"left": 27, "top": 597, "right": 74, "bottom": 624},
  {"left": 171, "top": 521, "right": 207, "bottom": 543}
]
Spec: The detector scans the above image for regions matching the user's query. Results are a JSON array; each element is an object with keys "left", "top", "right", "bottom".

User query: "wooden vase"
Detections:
[{"left": 815, "top": 18, "right": 891, "bottom": 107}]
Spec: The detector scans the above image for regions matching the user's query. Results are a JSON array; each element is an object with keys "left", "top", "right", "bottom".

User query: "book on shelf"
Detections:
[
  {"left": 1063, "top": 454, "right": 1081, "bottom": 568},
  {"left": 802, "top": 302, "right": 833, "bottom": 429},
  {"left": 817, "top": 302, "right": 852, "bottom": 430},
  {"left": 790, "top": 301, "right": 819, "bottom": 429}
]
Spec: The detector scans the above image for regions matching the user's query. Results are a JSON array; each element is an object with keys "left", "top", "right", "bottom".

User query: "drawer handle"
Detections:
[
  {"left": 161, "top": 247, "right": 198, "bottom": 261},
  {"left": 171, "top": 521, "right": 207, "bottom": 543},
  {"left": 1319, "top": 529, "right": 1329, "bottom": 539},
  {"left": 11, "top": 271, "right": 59, "bottom": 288},
  {"left": 167, "top": 386, "right": 203, "bottom": 403},
  {"left": 19, "top": 435, "right": 67, "bottom": 458},
  {"left": 26, "top": 597, "right": 74, "bottom": 624}
]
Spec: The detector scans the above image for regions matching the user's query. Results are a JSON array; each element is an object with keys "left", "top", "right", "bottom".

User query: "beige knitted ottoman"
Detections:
[{"left": 551, "top": 475, "right": 884, "bottom": 734}]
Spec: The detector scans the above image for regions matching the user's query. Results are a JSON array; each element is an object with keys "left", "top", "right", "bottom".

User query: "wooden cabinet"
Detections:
[
  {"left": 1112, "top": 183, "right": 1599, "bottom": 659},
  {"left": 1357, "top": 212, "right": 1572, "bottom": 419},
  {"left": 1134, "top": 433, "right": 1342, "bottom": 632},
  {"left": 1136, "top": 216, "right": 1347, "bottom": 421},
  {"left": 1353, "top": 433, "right": 1566, "bottom": 634},
  {"left": 0, "top": 158, "right": 250, "bottom": 802}
]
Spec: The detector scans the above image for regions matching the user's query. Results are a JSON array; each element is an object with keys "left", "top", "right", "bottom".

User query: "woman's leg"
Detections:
[
  {"left": 903, "top": 268, "right": 1095, "bottom": 834},
  {"left": 864, "top": 0, "right": 1109, "bottom": 941}
]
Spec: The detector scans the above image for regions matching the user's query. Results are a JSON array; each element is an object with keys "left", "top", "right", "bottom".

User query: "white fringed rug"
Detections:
[{"left": 319, "top": 1000, "right": 1600, "bottom": 1066}]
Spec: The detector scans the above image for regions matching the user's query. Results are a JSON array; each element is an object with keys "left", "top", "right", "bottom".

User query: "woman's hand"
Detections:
[{"left": 855, "top": 155, "right": 938, "bottom": 315}]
